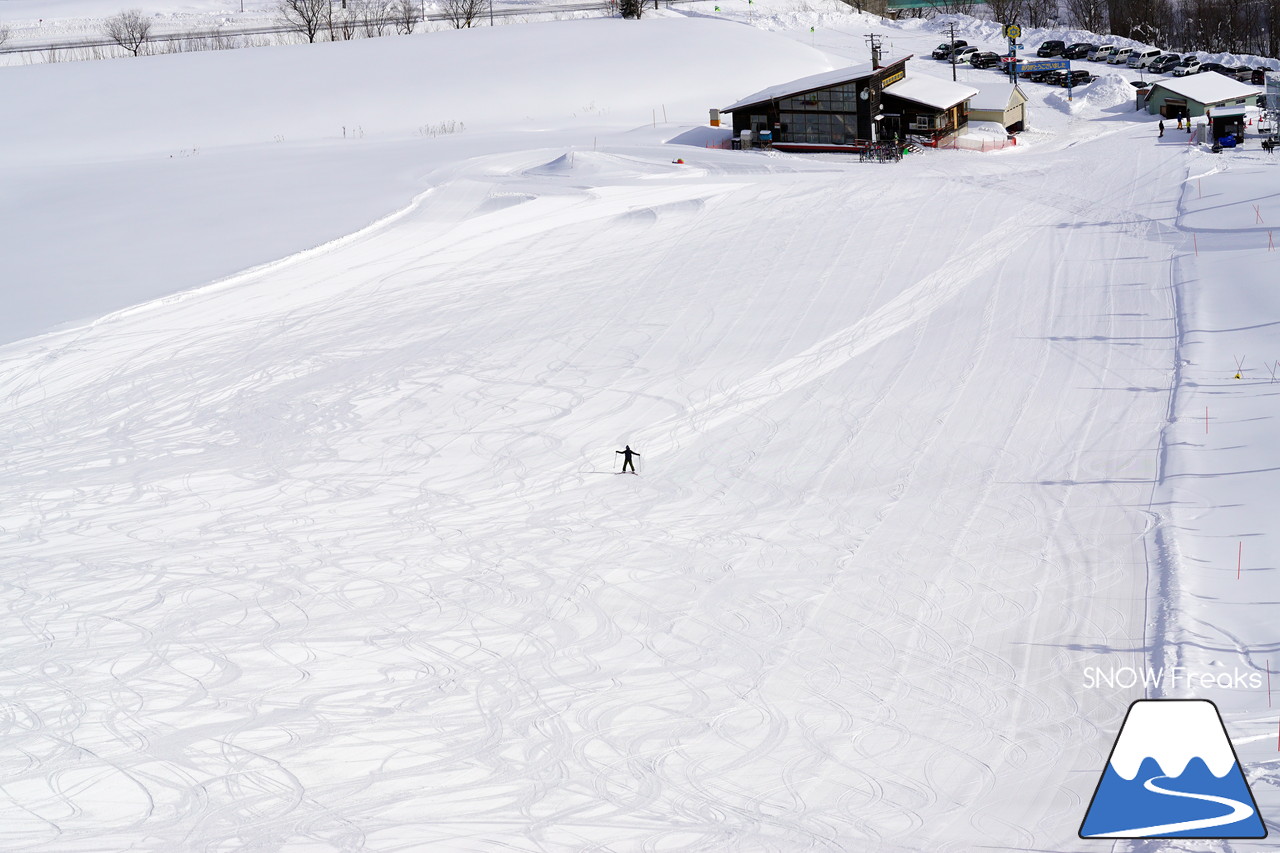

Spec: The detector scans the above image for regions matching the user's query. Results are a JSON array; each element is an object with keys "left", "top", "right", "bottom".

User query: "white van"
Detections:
[
  {"left": 1108, "top": 47, "right": 1135, "bottom": 64},
  {"left": 1128, "top": 47, "right": 1161, "bottom": 68},
  {"left": 1089, "top": 45, "right": 1117, "bottom": 62}
]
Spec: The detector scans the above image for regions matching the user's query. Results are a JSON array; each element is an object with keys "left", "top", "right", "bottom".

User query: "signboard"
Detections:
[
  {"left": 1003, "top": 24, "right": 1021, "bottom": 38},
  {"left": 881, "top": 68, "right": 906, "bottom": 87},
  {"left": 1015, "top": 59, "right": 1069, "bottom": 73}
]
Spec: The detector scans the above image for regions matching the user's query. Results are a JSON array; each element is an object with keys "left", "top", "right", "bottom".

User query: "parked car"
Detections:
[
  {"left": 950, "top": 45, "right": 980, "bottom": 63},
  {"left": 1128, "top": 47, "right": 1162, "bottom": 68},
  {"left": 1064, "top": 42, "right": 1096, "bottom": 59},
  {"left": 969, "top": 51, "right": 1002, "bottom": 69},
  {"left": 1036, "top": 39, "right": 1066, "bottom": 57},
  {"left": 1172, "top": 59, "right": 1202, "bottom": 76},
  {"left": 1089, "top": 45, "right": 1118, "bottom": 62},
  {"left": 1148, "top": 54, "right": 1182, "bottom": 73},
  {"left": 1108, "top": 47, "right": 1135, "bottom": 64},
  {"left": 931, "top": 40, "right": 968, "bottom": 60},
  {"left": 1048, "top": 69, "right": 1095, "bottom": 87},
  {"left": 1020, "top": 67, "right": 1058, "bottom": 83},
  {"left": 1198, "top": 62, "right": 1230, "bottom": 75}
]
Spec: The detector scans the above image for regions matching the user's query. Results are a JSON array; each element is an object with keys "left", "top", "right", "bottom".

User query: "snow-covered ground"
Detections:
[{"left": 3, "top": 1, "right": 1280, "bottom": 850}]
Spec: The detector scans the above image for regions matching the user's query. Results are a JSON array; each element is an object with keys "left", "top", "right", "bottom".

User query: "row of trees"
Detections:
[
  {"left": 879, "top": 0, "right": 1280, "bottom": 60},
  {"left": 276, "top": 0, "right": 489, "bottom": 41},
  {"left": 95, "top": 0, "right": 489, "bottom": 58},
  {"left": 1107, "top": 0, "right": 1280, "bottom": 58}
]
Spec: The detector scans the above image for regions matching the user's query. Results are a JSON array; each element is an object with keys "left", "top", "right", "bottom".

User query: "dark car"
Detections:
[
  {"left": 1148, "top": 53, "right": 1182, "bottom": 73},
  {"left": 1036, "top": 39, "right": 1066, "bottom": 57},
  {"left": 1021, "top": 67, "right": 1058, "bottom": 83},
  {"left": 1048, "top": 69, "right": 1095, "bottom": 87},
  {"left": 969, "top": 51, "right": 1002, "bottom": 69},
  {"left": 931, "top": 40, "right": 968, "bottom": 60},
  {"left": 1063, "top": 42, "right": 1095, "bottom": 59},
  {"left": 1199, "top": 62, "right": 1230, "bottom": 75}
]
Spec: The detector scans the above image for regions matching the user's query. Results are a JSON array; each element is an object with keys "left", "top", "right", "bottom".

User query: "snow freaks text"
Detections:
[{"left": 1083, "top": 666, "right": 1263, "bottom": 691}]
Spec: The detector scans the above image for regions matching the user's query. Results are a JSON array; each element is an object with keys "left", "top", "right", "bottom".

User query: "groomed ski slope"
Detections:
[{"left": 2, "top": 5, "right": 1279, "bottom": 851}]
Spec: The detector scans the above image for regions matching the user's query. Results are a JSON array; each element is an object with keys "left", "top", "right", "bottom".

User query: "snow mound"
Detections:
[
  {"left": 1045, "top": 73, "right": 1134, "bottom": 114},
  {"left": 523, "top": 151, "right": 675, "bottom": 180}
]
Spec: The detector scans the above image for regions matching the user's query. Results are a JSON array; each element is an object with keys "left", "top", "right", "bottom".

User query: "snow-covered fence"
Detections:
[{"left": 928, "top": 132, "right": 1016, "bottom": 153}]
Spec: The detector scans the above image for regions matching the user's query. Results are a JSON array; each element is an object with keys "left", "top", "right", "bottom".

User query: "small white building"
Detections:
[{"left": 968, "top": 82, "right": 1028, "bottom": 132}]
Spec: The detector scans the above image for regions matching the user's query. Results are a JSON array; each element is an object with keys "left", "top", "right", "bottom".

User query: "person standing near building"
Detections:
[
  {"left": 1158, "top": 119, "right": 1165, "bottom": 138},
  {"left": 615, "top": 445, "right": 640, "bottom": 474}
]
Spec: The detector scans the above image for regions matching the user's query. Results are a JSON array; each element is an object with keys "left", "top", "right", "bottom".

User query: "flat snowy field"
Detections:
[{"left": 2, "top": 3, "right": 1279, "bottom": 850}]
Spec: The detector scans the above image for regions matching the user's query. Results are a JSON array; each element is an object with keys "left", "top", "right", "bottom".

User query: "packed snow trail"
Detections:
[{"left": 0, "top": 122, "right": 1191, "bottom": 851}]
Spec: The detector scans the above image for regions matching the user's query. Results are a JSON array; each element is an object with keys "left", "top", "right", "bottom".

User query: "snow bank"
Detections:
[
  {"left": 1, "top": 16, "right": 833, "bottom": 164},
  {"left": 1044, "top": 72, "right": 1133, "bottom": 115}
]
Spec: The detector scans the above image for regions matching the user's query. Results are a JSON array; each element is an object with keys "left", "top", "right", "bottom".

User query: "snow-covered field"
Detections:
[{"left": 3, "top": 1, "right": 1280, "bottom": 850}]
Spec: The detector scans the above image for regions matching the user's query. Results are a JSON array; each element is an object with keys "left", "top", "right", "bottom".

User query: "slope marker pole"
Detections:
[
  {"left": 1238, "top": 541, "right": 1243, "bottom": 579},
  {"left": 1194, "top": 232, "right": 1199, "bottom": 255},
  {"left": 1257, "top": 203, "right": 1265, "bottom": 224}
]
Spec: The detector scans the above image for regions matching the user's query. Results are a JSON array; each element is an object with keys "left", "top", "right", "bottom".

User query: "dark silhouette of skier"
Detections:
[
  {"left": 616, "top": 445, "right": 640, "bottom": 474},
  {"left": 1158, "top": 119, "right": 1165, "bottom": 138}
]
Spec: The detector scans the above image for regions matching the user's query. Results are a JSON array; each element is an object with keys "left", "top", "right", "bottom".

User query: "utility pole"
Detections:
[
  {"left": 948, "top": 21, "right": 957, "bottom": 81},
  {"left": 865, "top": 32, "right": 882, "bottom": 69}
]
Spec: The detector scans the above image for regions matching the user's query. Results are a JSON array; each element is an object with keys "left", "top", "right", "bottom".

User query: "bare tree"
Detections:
[
  {"left": 393, "top": 0, "right": 420, "bottom": 33},
  {"left": 620, "top": 0, "right": 643, "bottom": 16},
  {"left": 0, "top": 21, "right": 10, "bottom": 48},
  {"left": 1063, "top": 0, "right": 1106, "bottom": 33},
  {"left": 103, "top": 9, "right": 152, "bottom": 56},
  {"left": 278, "top": 0, "right": 329, "bottom": 42},
  {"left": 355, "top": 0, "right": 393, "bottom": 37},
  {"left": 441, "top": 0, "right": 485, "bottom": 27},
  {"left": 983, "top": 0, "right": 1025, "bottom": 26},
  {"left": 327, "top": 4, "right": 359, "bottom": 38},
  {"left": 1022, "top": 0, "right": 1057, "bottom": 27}
]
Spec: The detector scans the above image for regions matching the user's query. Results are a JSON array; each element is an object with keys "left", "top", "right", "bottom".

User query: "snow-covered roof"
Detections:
[
  {"left": 722, "top": 59, "right": 906, "bottom": 111},
  {"left": 882, "top": 74, "right": 979, "bottom": 111},
  {"left": 1148, "top": 72, "right": 1261, "bottom": 105},
  {"left": 968, "top": 82, "right": 1021, "bottom": 112}
]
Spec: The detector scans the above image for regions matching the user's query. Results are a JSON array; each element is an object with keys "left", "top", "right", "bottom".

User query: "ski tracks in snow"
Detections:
[{"left": 0, "top": 137, "right": 1189, "bottom": 850}]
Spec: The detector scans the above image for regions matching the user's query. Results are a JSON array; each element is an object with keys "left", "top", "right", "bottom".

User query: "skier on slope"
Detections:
[
  {"left": 1158, "top": 119, "right": 1165, "bottom": 138},
  {"left": 615, "top": 445, "right": 640, "bottom": 474}
]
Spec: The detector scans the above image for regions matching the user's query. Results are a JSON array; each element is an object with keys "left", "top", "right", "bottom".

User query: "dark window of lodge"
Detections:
[
  {"left": 775, "top": 83, "right": 861, "bottom": 144},
  {"left": 778, "top": 83, "right": 861, "bottom": 113},
  {"left": 781, "top": 112, "right": 859, "bottom": 144}
]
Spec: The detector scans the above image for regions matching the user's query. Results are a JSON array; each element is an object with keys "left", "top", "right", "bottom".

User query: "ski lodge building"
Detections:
[
  {"left": 722, "top": 58, "right": 979, "bottom": 151},
  {"left": 1142, "top": 72, "right": 1261, "bottom": 118}
]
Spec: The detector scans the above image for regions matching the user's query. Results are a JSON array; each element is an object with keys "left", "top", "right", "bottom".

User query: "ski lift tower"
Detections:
[{"left": 1266, "top": 72, "right": 1280, "bottom": 136}]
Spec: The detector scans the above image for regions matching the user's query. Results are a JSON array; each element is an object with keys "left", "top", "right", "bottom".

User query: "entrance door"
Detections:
[{"left": 882, "top": 114, "right": 903, "bottom": 143}]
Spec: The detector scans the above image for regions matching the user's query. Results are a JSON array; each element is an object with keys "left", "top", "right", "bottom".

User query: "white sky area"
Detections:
[{"left": 3, "top": 1, "right": 1280, "bottom": 850}]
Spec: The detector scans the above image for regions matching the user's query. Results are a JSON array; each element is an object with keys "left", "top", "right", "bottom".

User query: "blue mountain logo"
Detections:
[{"left": 1080, "top": 699, "right": 1266, "bottom": 838}]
